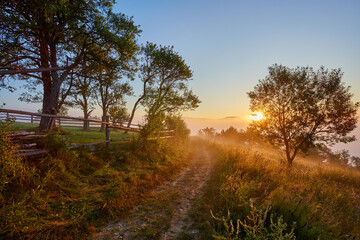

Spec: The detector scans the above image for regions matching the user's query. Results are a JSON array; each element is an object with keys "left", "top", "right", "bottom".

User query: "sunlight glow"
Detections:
[{"left": 250, "top": 112, "right": 265, "bottom": 121}]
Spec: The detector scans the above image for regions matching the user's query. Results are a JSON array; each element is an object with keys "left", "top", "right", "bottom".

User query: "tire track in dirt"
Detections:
[{"left": 96, "top": 144, "right": 215, "bottom": 240}]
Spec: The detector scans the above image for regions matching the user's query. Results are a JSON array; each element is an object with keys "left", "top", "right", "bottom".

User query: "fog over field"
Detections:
[{"left": 184, "top": 116, "right": 360, "bottom": 158}]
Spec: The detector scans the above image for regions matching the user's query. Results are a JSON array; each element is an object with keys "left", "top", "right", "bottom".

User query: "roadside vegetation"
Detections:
[
  {"left": 191, "top": 136, "right": 360, "bottom": 240},
  {"left": 0, "top": 119, "right": 193, "bottom": 239}
]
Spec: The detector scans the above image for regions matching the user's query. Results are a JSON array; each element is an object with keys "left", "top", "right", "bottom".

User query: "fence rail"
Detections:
[
  {"left": 0, "top": 108, "right": 139, "bottom": 131},
  {"left": 1, "top": 108, "right": 174, "bottom": 157},
  {"left": 0, "top": 108, "right": 143, "bottom": 153}
]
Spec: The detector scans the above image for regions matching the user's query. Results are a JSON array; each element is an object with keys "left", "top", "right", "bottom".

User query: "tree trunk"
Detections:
[
  {"left": 82, "top": 99, "right": 90, "bottom": 131},
  {"left": 285, "top": 144, "right": 293, "bottom": 168},
  {"left": 125, "top": 78, "right": 150, "bottom": 133},
  {"left": 38, "top": 38, "right": 61, "bottom": 132},
  {"left": 287, "top": 157, "right": 293, "bottom": 168},
  {"left": 125, "top": 97, "right": 142, "bottom": 133},
  {"left": 83, "top": 112, "right": 90, "bottom": 131},
  {"left": 100, "top": 109, "right": 106, "bottom": 132},
  {"left": 39, "top": 81, "right": 61, "bottom": 131}
]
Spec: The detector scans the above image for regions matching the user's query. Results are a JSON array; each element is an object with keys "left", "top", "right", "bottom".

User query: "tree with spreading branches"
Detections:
[
  {"left": 127, "top": 42, "right": 200, "bottom": 137},
  {"left": 248, "top": 64, "right": 359, "bottom": 167},
  {"left": 94, "top": 67, "right": 132, "bottom": 132},
  {"left": 0, "top": 0, "right": 140, "bottom": 131}
]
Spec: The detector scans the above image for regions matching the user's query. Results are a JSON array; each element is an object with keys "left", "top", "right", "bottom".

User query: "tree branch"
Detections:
[{"left": 0, "top": 66, "right": 67, "bottom": 75}]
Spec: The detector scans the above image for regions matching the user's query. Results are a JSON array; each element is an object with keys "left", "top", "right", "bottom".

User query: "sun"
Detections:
[{"left": 250, "top": 112, "right": 265, "bottom": 121}]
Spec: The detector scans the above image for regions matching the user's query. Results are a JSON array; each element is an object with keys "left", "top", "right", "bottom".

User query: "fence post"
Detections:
[
  {"left": 58, "top": 117, "right": 61, "bottom": 127},
  {"left": 31, "top": 114, "right": 34, "bottom": 123},
  {"left": 6, "top": 112, "right": 9, "bottom": 120},
  {"left": 105, "top": 115, "right": 110, "bottom": 147}
]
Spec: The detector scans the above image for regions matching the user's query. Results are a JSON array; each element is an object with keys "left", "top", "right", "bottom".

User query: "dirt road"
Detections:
[{"left": 97, "top": 145, "right": 215, "bottom": 240}]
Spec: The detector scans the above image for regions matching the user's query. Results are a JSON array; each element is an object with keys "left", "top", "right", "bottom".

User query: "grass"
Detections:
[
  {"left": 190, "top": 139, "right": 360, "bottom": 240},
  {"left": 4, "top": 121, "right": 360, "bottom": 239},
  {"left": 10, "top": 122, "right": 38, "bottom": 131},
  {"left": 0, "top": 120, "right": 192, "bottom": 239},
  {"left": 60, "top": 126, "right": 137, "bottom": 144},
  {"left": 10, "top": 122, "right": 137, "bottom": 144}
]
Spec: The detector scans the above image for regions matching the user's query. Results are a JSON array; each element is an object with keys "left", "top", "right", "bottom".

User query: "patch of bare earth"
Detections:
[{"left": 96, "top": 145, "right": 215, "bottom": 240}]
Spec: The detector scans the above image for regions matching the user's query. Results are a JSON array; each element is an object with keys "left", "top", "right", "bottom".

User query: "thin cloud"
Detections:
[{"left": 221, "top": 116, "right": 239, "bottom": 119}]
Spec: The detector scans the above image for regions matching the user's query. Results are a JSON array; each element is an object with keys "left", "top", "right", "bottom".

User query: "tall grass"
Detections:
[
  {"left": 0, "top": 121, "right": 192, "bottom": 239},
  {"left": 193, "top": 140, "right": 360, "bottom": 240}
]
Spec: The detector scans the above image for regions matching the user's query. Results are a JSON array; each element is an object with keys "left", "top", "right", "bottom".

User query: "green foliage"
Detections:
[
  {"left": 71, "top": 65, "right": 96, "bottom": 130},
  {"left": 109, "top": 104, "right": 130, "bottom": 124},
  {"left": 141, "top": 42, "right": 200, "bottom": 117},
  {"left": 0, "top": 0, "right": 141, "bottom": 130},
  {"left": 165, "top": 114, "right": 191, "bottom": 140},
  {"left": 138, "top": 112, "right": 167, "bottom": 140},
  {"left": 127, "top": 42, "right": 200, "bottom": 137},
  {"left": 93, "top": 64, "right": 133, "bottom": 123},
  {"left": 41, "top": 130, "right": 72, "bottom": 152},
  {"left": 248, "top": 64, "right": 359, "bottom": 167},
  {"left": 138, "top": 113, "right": 191, "bottom": 144}
]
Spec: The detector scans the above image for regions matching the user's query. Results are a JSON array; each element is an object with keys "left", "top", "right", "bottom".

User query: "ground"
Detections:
[{"left": 96, "top": 145, "right": 215, "bottom": 240}]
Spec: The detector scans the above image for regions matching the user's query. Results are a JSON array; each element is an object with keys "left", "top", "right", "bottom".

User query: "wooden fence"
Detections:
[
  {"left": 0, "top": 108, "right": 174, "bottom": 152},
  {"left": 0, "top": 108, "right": 142, "bottom": 150},
  {"left": 0, "top": 108, "right": 139, "bottom": 131}
]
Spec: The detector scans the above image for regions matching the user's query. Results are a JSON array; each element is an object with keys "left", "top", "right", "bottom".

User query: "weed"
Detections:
[{"left": 211, "top": 202, "right": 296, "bottom": 240}]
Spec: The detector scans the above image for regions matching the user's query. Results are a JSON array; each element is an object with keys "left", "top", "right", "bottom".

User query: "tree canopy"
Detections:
[
  {"left": 127, "top": 42, "right": 200, "bottom": 136},
  {"left": 0, "top": 0, "right": 140, "bottom": 130},
  {"left": 248, "top": 64, "right": 359, "bottom": 167}
]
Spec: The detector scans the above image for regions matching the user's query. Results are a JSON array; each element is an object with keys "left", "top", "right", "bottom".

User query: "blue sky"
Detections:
[
  {"left": 113, "top": 0, "right": 360, "bottom": 120},
  {"left": 1, "top": 0, "right": 360, "bottom": 154},
  {"left": 112, "top": 1, "right": 360, "bottom": 157}
]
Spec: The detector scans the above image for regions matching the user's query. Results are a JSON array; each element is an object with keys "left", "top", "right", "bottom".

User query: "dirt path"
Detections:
[{"left": 96, "top": 145, "right": 215, "bottom": 240}]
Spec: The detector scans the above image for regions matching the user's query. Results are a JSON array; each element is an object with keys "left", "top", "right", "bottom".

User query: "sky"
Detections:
[{"left": 1, "top": 0, "right": 360, "bottom": 155}]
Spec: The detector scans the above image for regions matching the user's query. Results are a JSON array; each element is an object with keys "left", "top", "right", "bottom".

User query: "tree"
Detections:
[
  {"left": 350, "top": 156, "right": 360, "bottom": 168},
  {"left": 198, "top": 127, "right": 216, "bottom": 138},
  {"left": 248, "top": 64, "right": 359, "bottom": 167},
  {"left": 109, "top": 104, "right": 129, "bottom": 126},
  {"left": 165, "top": 114, "right": 191, "bottom": 141},
  {"left": 94, "top": 67, "right": 132, "bottom": 132},
  {"left": 72, "top": 64, "right": 96, "bottom": 131},
  {"left": 0, "top": 0, "right": 140, "bottom": 131},
  {"left": 127, "top": 42, "right": 200, "bottom": 136},
  {"left": 219, "top": 126, "right": 239, "bottom": 140}
]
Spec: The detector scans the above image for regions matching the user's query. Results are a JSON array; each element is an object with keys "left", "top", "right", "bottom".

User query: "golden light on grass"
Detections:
[{"left": 250, "top": 112, "right": 265, "bottom": 121}]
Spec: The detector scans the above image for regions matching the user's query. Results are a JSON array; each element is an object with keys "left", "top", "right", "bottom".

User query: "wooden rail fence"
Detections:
[
  {"left": 0, "top": 108, "right": 139, "bottom": 131},
  {"left": 0, "top": 108, "right": 143, "bottom": 156},
  {"left": 1, "top": 108, "right": 174, "bottom": 157}
]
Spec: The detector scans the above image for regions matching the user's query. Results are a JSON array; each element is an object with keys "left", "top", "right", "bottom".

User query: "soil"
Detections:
[{"left": 96, "top": 145, "right": 215, "bottom": 240}]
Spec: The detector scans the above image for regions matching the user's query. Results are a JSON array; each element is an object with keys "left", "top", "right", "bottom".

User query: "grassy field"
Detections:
[
  {"left": 10, "top": 122, "right": 137, "bottom": 144},
  {"left": 0, "top": 120, "right": 192, "bottom": 239},
  {"left": 190, "top": 140, "right": 360, "bottom": 240},
  {"left": 3, "top": 120, "right": 360, "bottom": 239}
]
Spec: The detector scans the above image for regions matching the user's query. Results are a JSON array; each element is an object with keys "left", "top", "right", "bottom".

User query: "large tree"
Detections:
[
  {"left": 0, "top": 0, "right": 140, "bottom": 131},
  {"left": 127, "top": 42, "right": 200, "bottom": 135},
  {"left": 248, "top": 64, "right": 359, "bottom": 167}
]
